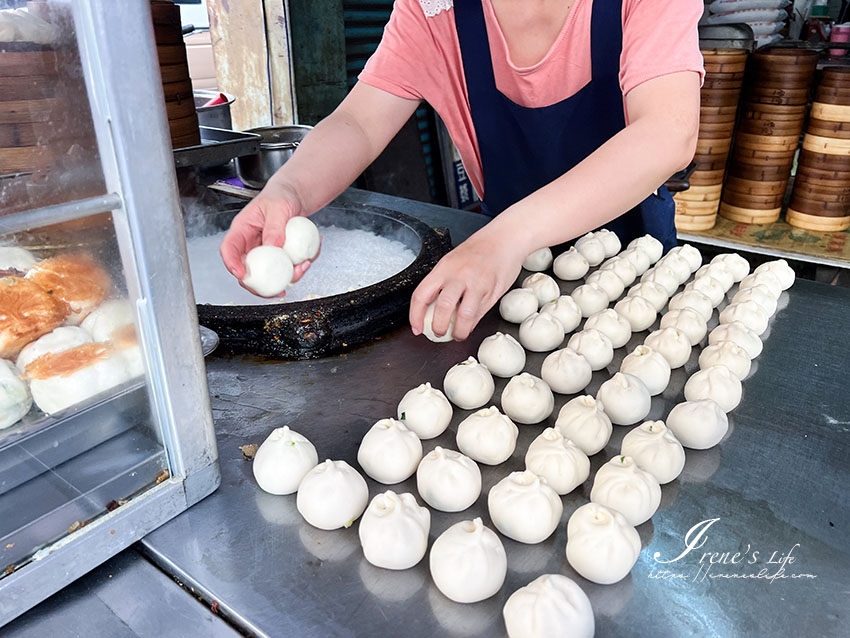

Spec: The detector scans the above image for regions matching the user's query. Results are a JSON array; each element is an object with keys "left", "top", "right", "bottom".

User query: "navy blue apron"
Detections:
[{"left": 453, "top": 0, "right": 677, "bottom": 251}]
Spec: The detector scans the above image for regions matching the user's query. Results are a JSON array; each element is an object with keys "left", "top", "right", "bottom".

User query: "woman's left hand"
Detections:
[{"left": 409, "top": 225, "right": 528, "bottom": 341}]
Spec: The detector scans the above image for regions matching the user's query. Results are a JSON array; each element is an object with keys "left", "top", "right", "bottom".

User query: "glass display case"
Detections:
[{"left": 0, "top": 0, "right": 219, "bottom": 624}]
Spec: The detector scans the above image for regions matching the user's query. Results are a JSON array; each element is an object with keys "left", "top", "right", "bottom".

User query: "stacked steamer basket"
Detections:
[
  {"left": 720, "top": 48, "right": 819, "bottom": 225},
  {"left": 150, "top": 0, "right": 200, "bottom": 148},
  {"left": 788, "top": 67, "right": 850, "bottom": 231},
  {"left": 675, "top": 49, "right": 748, "bottom": 232}
]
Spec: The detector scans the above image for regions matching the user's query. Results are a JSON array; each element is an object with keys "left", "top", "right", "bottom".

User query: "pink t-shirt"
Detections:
[{"left": 360, "top": 0, "right": 704, "bottom": 198}]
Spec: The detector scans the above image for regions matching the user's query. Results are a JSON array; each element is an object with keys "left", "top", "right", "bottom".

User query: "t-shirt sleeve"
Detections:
[
  {"left": 619, "top": 0, "right": 705, "bottom": 96},
  {"left": 358, "top": 0, "right": 434, "bottom": 100}
]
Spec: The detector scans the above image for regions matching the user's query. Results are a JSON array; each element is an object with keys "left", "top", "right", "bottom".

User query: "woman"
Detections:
[{"left": 221, "top": 0, "right": 703, "bottom": 342}]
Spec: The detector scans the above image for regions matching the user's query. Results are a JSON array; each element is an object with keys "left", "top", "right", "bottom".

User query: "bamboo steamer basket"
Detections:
[
  {"left": 690, "top": 169, "right": 727, "bottom": 185},
  {"left": 724, "top": 176, "right": 786, "bottom": 196},
  {"left": 719, "top": 202, "right": 782, "bottom": 223},
  {"left": 721, "top": 188, "right": 784, "bottom": 209},
  {"left": 787, "top": 208, "right": 850, "bottom": 231},
  {"left": 675, "top": 213, "right": 718, "bottom": 231}
]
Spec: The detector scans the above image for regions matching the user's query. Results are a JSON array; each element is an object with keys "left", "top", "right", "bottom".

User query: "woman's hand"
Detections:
[{"left": 409, "top": 224, "right": 529, "bottom": 341}]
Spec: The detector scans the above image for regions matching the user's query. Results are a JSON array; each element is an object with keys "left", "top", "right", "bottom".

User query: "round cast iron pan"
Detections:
[{"left": 195, "top": 204, "right": 452, "bottom": 359}]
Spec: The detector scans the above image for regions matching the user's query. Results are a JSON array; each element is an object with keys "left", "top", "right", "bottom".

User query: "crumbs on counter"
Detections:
[{"left": 239, "top": 443, "right": 259, "bottom": 460}]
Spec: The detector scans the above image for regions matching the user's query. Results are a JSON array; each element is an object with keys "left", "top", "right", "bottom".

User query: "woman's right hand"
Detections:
[{"left": 219, "top": 181, "right": 314, "bottom": 287}]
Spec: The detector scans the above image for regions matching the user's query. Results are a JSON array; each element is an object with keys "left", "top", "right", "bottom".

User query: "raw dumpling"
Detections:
[
  {"left": 731, "top": 284, "right": 778, "bottom": 316},
  {"left": 739, "top": 271, "right": 783, "bottom": 298},
  {"left": 571, "top": 283, "right": 609, "bottom": 318},
  {"left": 16, "top": 326, "right": 92, "bottom": 372},
  {"left": 645, "top": 327, "right": 692, "bottom": 369},
  {"left": 627, "top": 234, "right": 663, "bottom": 263},
  {"left": 695, "top": 262, "right": 734, "bottom": 292},
  {"left": 613, "top": 295, "right": 657, "bottom": 332},
  {"left": 667, "top": 289, "right": 713, "bottom": 323},
  {"left": 0, "top": 359, "right": 31, "bottom": 429},
  {"left": 539, "top": 295, "right": 582, "bottom": 333},
  {"left": 567, "top": 329, "right": 613, "bottom": 371},
  {"left": 296, "top": 459, "right": 369, "bottom": 530},
  {"left": 666, "top": 399, "right": 729, "bottom": 449},
  {"left": 659, "top": 307, "right": 707, "bottom": 346},
  {"left": 359, "top": 491, "right": 430, "bottom": 570},
  {"left": 519, "top": 312, "right": 565, "bottom": 352},
  {"left": 456, "top": 406, "right": 519, "bottom": 465},
  {"left": 423, "top": 302, "right": 456, "bottom": 343},
  {"left": 522, "top": 273, "right": 561, "bottom": 306},
  {"left": 501, "top": 373, "right": 554, "bottom": 424},
  {"left": 586, "top": 269, "right": 625, "bottom": 301},
  {"left": 657, "top": 252, "right": 691, "bottom": 285},
  {"left": 523, "top": 247, "right": 553, "bottom": 272},
  {"left": 685, "top": 276, "right": 724, "bottom": 307},
  {"left": 416, "top": 446, "right": 482, "bottom": 512},
  {"left": 719, "top": 300, "right": 769, "bottom": 336},
  {"left": 81, "top": 298, "right": 134, "bottom": 342},
  {"left": 699, "top": 341, "right": 751, "bottom": 380},
  {"left": 283, "top": 216, "right": 321, "bottom": 264},
  {"left": 525, "top": 427, "right": 590, "bottom": 494},
  {"left": 709, "top": 321, "right": 763, "bottom": 359},
  {"left": 478, "top": 332, "right": 526, "bottom": 378},
  {"left": 503, "top": 574, "right": 594, "bottom": 638},
  {"left": 639, "top": 265, "right": 679, "bottom": 296},
  {"left": 574, "top": 232, "right": 606, "bottom": 266},
  {"left": 597, "top": 229, "right": 622, "bottom": 257},
  {"left": 621, "top": 420, "right": 685, "bottom": 484},
  {"left": 684, "top": 365, "right": 742, "bottom": 413},
  {"left": 540, "top": 347, "right": 592, "bottom": 395},
  {"left": 253, "top": 426, "right": 318, "bottom": 494},
  {"left": 596, "top": 372, "right": 651, "bottom": 426},
  {"left": 443, "top": 357, "right": 495, "bottom": 409},
  {"left": 600, "top": 255, "right": 637, "bottom": 287},
  {"left": 500, "top": 288, "right": 539, "bottom": 323},
  {"left": 242, "top": 245, "right": 294, "bottom": 297},
  {"left": 754, "top": 259, "right": 795, "bottom": 290},
  {"left": 584, "top": 308, "right": 632, "bottom": 348},
  {"left": 626, "top": 281, "right": 668, "bottom": 312},
  {"left": 619, "top": 344, "right": 670, "bottom": 396},
  {"left": 555, "top": 395, "right": 612, "bottom": 456},
  {"left": 357, "top": 418, "right": 423, "bottom": 484},
  {"left": 488, "top": 470, "right": 563, "bottom": 543},
  {"left": 590, "top": 455, "right": 661, "bottom": 526},
  {"left": 565, "top": 502, "right": 641, "bottom": 584},
  {"left": 620, "top": 247, "right": 651, "bottom": 275},
  {"left": 552, "top": 247, "right": 589, "bottom": 281},
  {"left": 710, "top": 253, "right": 750, "bottom": 282},
  {"left": 670, "top": 244, "right": 702, "bottom": 272},
  {"left": 397, "top": 382, "right": 453, "bottom": 439},
  {"left": 430, "top": 517, "right": 507, "bottom": 603}
]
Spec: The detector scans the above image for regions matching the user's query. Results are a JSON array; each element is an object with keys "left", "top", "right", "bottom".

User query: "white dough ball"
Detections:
[
  {"left": 600, "top": 256, "right": 637, "bottom": 287},
  {"left": 519, "top": 312, "right": 565, "bottom": 353},
  {"left": 423, "top": 302, "right": 456, "bottom": 343},
  {"left": 296, "top": 459, "right": 369, "bottom": 530},
  {"left": 710, "top": 253, "right": 750, "bottom": 281},
  {"left": 620, "top": 247, "right": 651, "bottom": 275},
  {"left": 659, "top": 308, "right": 707, "bottom": 346},
  {"left": 0, "top": 359, "right": 31, "bottom": 429},
  {"left": 739, "top": 271, "right": 783, "bottom": 298},
  {"left": 567, "top": 329, "right": 613, "bottom": 371},
  {"left": 565, "top": 502, "right": 641, "bottom": 585},
  {"left": 731, "top": 284, "right": 778, "bottom": 316},
  {"left": 456, "top": 406, "right": 519, "bottom": 465},
  {"left": 500, "top": 288, "right": 539, "bottom": 323},
  {"left": 430, "top": 517, "right": 507, "bottom": 603},
  {"left": 627, "top": 234, "right": 664, "bottom": 263},
  {"left": 574, "top": 233, "right": 606, "bottom": 266},
  {"left": 699, "top": 341, "right": 752, "bottom": 380},
  {"left": 586, "top": 269, "right": 624, "bottom": 301},
  {"left": 597, "top": 229, "right": 622, "bottom": 257},
  {"left": 242, "top": 245, "right": 294, "bottom": 297},
  {"left": 709, "top": 321, "right": 763, "bottom": 359},
  {"left": 613, "top": 295, "right": 657, "bottom": 332},
  {"left": 0, "top": 246, "right": 37, "bottom": 272},
  {"left": 555, "top": 395, "right": 612, "bottom": 455},
  {"left": 754, "top": 259, "right": 795, "bottom": 290},
  {"left": 503, "top": 574, "right": 594, "bottom": 638},
  {"left": 283, "top": 216, "right": 321, "bottom": 264},
  {"left": 584, "top": 308, "right": 632, "bottom": 348},
  {"left": 590, "top": 455, "right": 661, "bottom": 526},
  {"left": 552, "top": 247, "right": 589, "bottom": 281},
  {"left": 357, "top": 418, "right": 423, "bottom": 484},
  {"left": 16, "top": 326, "right": 92, "bottom": 372},
  {"left": 719, "top": 300, "right": 769, "bottom": 336},
  {"left": 639, "top": 265, "right": 679, "bottom": 296},
  {"left": 620, "top": 344, "right": 670, "bottom": 396},
  {"left": 596, "top": 372, "right": 651, "bottom": 426},
  {"left": 696, "top": 263, "right": 734, "bottom": 292},
  {"left": 397, "top": 382, "right": 453, "bottom": 439},
  {"left": 488, "top": 471, "right": 563, "bottom": 544},
  {"left": 443, "top": 357, "right": 495, "bottom": 409},
  {"left": 669, "top": 244, "right": 702, "bottom": 272},
  {"left": 666, "top": 399, "right": 729, "bottom": 449},
  {"left": 621, "top": 420, "right": 685, "bottom": 484},
  {"left": 253, "top": 426, "right": 318, "bottom": 495},
  {"left": 540, "top": 347, "right": 592, "bottom": 395},
  {"left": 684, "top": 365, "right": 742, "bottom": 413},
  {"left": 626, "top": 281, "right": 668, "bottom": 312},
  {"left": 501, "top": 373, "right": 554, "bottom": 425},
  {"left": 522, "top": 273, "right": 561, "bottom": 306},
  {"left": 525, "top": 427, "right": 590, "bottom": 495},
  {"left": 416, "top": 446, "right": 482, "bottom": 512},
  {"left": 523, "top": 247, "right": 553, "bottom": 272},
  {"left": 645, "top": 327, "right": 692, "bottom": 369},
  {"left": 80, "top": 298, "right": 134, "bottom": 342},
  {"left": 658, "top": 252, "right": 692, "bottom": 285},
  {"left": 570, "top": 283, "right": 609, "bottom": 318},
  {"left": 478, "top": 332, "right": 526, "bottom": 378},
  {"left": 539, "top": 295, "right": 582, "bottom": 333},
  {"left": 359, "top": 491, "right": 430, "bottom": 570},
  {"left": 668, "top": 290, "right": 713, "bottom": 323},
  {"left": 685, "top": 276, "right": 724, "bottom": 307}
]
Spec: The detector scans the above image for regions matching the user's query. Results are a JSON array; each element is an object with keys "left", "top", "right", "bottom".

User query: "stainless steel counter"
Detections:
[{"left": 133, "top": 190, "right": 850, "bottom": 638}]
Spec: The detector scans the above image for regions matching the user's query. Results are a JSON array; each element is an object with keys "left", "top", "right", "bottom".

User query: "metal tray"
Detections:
[{"left": 173, "top": 127, "right": 261, "bottom": 169}]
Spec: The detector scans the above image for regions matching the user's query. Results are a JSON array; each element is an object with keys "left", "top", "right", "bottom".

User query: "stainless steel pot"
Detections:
[
  {"left": 235, "top": 125, "right": 313, "bottom": 189},
  {"left": 194, "top": 90, "right": 236, "bottom": 129}
]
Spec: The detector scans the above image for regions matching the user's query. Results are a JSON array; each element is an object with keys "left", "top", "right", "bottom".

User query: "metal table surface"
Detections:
[{"left": 135, "top": 192, "right": 850, "bottom": 638}]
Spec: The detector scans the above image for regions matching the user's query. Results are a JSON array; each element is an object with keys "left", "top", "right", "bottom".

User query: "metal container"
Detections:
[
  {"left": 193, "top": 90, "right": 236, "bottom": 129},
  {"left": 235, "top": 125, "right": 313, "bottom": 189}
]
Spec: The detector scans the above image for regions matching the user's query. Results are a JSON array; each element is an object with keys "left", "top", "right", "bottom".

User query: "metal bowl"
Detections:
[
  {"left": 235, "top": 125, "right": 313, "bottom": 189},
  {"left": 193, "top": 90, "right": 236, "bottom": 129}
]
